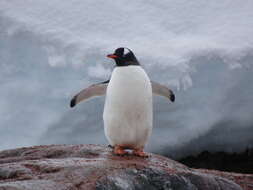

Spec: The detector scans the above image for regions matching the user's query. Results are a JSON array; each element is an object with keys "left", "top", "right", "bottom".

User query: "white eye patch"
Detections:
[{"left": 123, "top": 48, "right": 130, "bottom": 56}]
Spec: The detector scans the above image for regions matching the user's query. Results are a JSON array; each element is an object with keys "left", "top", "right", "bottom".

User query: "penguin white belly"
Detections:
[{"left": 103, "top": 66, "right": 153, "bottom": 148}]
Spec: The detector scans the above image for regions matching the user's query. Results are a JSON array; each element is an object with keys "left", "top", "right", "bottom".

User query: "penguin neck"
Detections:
[{"left": 115, "top": 60, "right": 140, "bottom": 67}]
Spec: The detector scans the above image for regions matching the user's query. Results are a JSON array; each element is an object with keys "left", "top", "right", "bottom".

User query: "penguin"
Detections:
[{"left": 70, "top": 47, "right": 175, "bottom": 157}]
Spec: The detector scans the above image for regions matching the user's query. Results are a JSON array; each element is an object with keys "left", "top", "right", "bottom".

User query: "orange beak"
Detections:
[{"left": 107, "top": 54, "right": 118, "bottom": 59}]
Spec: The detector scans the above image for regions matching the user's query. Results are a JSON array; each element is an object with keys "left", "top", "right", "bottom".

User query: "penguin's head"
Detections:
[{"left": 107, "top": 47, "right": 140, "bottom": 66}]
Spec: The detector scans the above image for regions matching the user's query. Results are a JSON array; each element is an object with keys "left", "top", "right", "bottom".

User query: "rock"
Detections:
[
  {"left": 0, "top": 144, "right": 246, "bottom": 190},
  {"left": 196, "top": 169, "right": 253, "bottom": 190}
]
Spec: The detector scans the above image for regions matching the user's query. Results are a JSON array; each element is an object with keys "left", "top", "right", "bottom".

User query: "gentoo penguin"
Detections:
[{"left": 70, "top": 47, "right": 175, "bottom": 157}]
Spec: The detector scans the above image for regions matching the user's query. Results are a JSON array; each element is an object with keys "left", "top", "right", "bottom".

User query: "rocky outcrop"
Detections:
[{"left": 0, "top": 144, "right": 247, "bottom": 190}]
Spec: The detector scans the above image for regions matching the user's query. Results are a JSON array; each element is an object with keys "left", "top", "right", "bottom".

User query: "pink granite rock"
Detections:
[{"left": 0, "top": 144, "right": 246, "bottom": 190}]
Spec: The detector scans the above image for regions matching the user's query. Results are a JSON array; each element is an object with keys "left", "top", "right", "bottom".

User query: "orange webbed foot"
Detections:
[
  {"left": 133, "top": 149, "right": 149, "bottom": 158},
  {"left": 113, "top": 145, "right": 128, "bottom": 156}
]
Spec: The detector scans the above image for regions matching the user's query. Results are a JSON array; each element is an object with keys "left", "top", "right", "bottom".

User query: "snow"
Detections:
[{"left": 0, "top": 0, "right": 253, "bottom": 155}]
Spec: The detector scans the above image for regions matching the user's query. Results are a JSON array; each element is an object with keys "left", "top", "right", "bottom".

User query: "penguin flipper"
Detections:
[
  {"left": 151, "top": 81, "right": 175, "bottom": 102},
  {"left": 70, "top": 82, "right": 108, "bottom": 108}
]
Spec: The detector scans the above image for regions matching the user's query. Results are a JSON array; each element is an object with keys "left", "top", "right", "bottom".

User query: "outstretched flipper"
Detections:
[
  {"left": 151, "top": 81, "right": 175, "bottom": 102},
  {"left": 70, "top": 80, "right": 174, "bottom": 108},
  {"left": 70, "top": 80, "right": 109, "bottom": 108}
]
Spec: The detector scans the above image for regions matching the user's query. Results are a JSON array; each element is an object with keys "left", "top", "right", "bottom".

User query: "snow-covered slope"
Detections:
[{"left": 0, "top": 0, "right": 253, "bottom": 156}]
